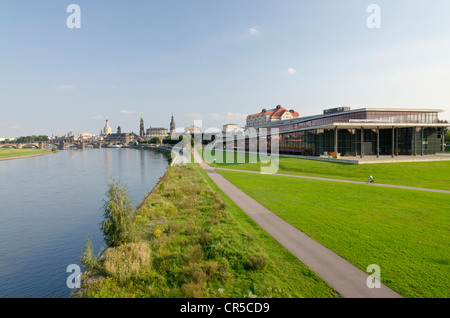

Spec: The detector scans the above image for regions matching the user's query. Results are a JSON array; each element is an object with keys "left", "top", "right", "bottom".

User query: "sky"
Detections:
[{"left": 1, "top": 0, "right": 450, "bottom": 138}]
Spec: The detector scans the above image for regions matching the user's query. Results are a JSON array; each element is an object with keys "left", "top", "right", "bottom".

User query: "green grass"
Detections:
[
  {"left": 205, "top": 150, "right": 450, "bottom": 191},
  {"left": 0, "top": 148, "right": 49, "bottom": 159},
  {"left": 79, "top": 164, "right": 338, "bottom": 298},
  {"left": 217, "top": 169, "right": 450, "bottom": 298}
]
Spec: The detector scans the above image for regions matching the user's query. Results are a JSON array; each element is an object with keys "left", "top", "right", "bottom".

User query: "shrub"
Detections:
[
  {"left": 80, "top": 235, "right": 100, "bottom": 272},
  {"left": 183, "top": 244, "right": 204, "bottom": 264},
  {"left": 204, "top": 261, "right": 218, "bottom": 278},
  {"left": 100, "top": 179, "right": 135, "bottom": 247},
  {"left": 103, "top": 242, "right": 152, "bottom": 282},
  {"left": 247, "top": 254, "right": 268, "bottom": 271},
  {"left": 200, "top": 232, "right": 214, "bottom": 246},
  {"left": 182, "top": 281, "right": 206, "bottom": 298}
]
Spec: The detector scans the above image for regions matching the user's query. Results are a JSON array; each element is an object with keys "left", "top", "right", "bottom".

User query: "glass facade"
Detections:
[
  {"left": 236, "top": 109, "right": 446, "bottom": 157},
  {"left": 275, "top": 127, "right": 443, "bottom": 157},
  {"left": 263, "top": 110, "right": 439, "bottom": 133}
]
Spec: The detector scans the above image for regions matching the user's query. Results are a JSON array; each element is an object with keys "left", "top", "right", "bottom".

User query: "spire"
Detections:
[
  {"left": 139, "top": 115, "right": 145, "bottom": 138},
  {"left": 170, "top": 113, "right": 176, "bottom": 134}
]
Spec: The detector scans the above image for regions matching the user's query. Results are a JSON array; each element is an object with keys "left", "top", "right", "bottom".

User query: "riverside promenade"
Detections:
[{"left": 193, "top": 150, "right": 402, "bottom": 298}]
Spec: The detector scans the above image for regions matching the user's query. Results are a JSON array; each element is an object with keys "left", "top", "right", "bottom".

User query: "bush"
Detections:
[
  {"left": 247, "top": 254, "right": 268, "bottom": 271},
  {"left": 100, "top": 179, "right": 135, "bottom": 247},
  {"left": 103, "top": 242, "right": 152, "bottom": 282},
  {"left": 80, "top": 235, "right": 100, "bottom": 272}
]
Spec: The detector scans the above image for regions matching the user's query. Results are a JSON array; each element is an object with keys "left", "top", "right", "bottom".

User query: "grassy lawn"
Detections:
[
  {"left": 0, "top": 148, "right": 49, "bottom": 159},
  {"left": 205, "top": 150, "right": 450, "bottom": 191},
  {"left": 79, "top": 164, "right": 338, "bottom": 298},
  {"left": 217, "top": 169, "right": 450, "bottom": 298}
]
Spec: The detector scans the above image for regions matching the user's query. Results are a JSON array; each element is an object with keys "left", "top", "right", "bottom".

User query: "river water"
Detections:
[{"left": 0, "top": 148, "right": 168, "bottom": 298}]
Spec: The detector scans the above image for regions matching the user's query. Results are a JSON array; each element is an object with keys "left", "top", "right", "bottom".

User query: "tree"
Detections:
[
  {"left": 100, "top": 179, "right": 135, "bottom": 247},
  {"left": 149, "top": 137, "right": 161, "bottom": 144},
  {"left": 163, "top": 135, "right": 182, "bottom": 145},
  {"left": 80, "top": 235, "right": 101, "bottom": 272}
]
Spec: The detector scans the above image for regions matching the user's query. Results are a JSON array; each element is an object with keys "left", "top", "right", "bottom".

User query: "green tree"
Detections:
[
  {"left": 80, "top": 235, "right": 101, "bottom": 272},
  {"left": 100, "top": 179, "right": 135, "bottom": 247},
  {"left": 163, "top": 135, "right": 182, "bottom": 145},
  {"left": 149, "top": 137, "right": 161, "bottom": 144}
]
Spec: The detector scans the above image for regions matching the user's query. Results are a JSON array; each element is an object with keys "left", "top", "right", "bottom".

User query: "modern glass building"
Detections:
[{"left": 235, "top": 107, "right": 447, "bottom": 158}]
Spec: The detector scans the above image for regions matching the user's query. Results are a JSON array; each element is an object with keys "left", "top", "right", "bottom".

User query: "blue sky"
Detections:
[{"left": 1, "top": 0, "right": 450, "bottom": 137}]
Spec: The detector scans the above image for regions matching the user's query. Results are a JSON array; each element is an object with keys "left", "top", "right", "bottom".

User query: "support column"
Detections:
[
  {"left": 413, "top": 127, "right": 417, "bottom": 156},
  {"left": 421, "top": 127, "right": 424, "bottom": 156},
  {"left": 360, "top": 127, "right": 364, "bottom": 158},
  {"left": 376, "top": 127, "right": 380, "bottom": 158},
  {"left": 442, "top": 128, "right": 446, "bottom": 153},
  {"left": 392, "top": 127, "right": 395, "bottom": 158},
  {"left": 334, "top": 127, "right": 338, "bottom": 156},
  {"left": 396, "top": 128, "right": 399, "bottom": 156}
]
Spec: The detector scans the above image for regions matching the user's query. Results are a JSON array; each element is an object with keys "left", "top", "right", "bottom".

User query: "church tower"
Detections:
[
  {"left": 139, "top": 116, "right": 145, "bottom": 138},
  {"left": 169, "top": 114, "right": 176, "bottom": 135},
  {"left": 103, "top": 119, "right": 112, "bottom": 136}
]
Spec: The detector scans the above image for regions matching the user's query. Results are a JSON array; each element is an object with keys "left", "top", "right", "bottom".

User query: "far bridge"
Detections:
[{"left": 0, "top": 141, "right": 120, "bottom": 150}]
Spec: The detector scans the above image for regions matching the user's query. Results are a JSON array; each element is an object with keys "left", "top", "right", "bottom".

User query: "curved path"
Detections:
[
  {"left": 193, "top": 152, "right": 402, "bottom": 298},
  {"left": 214, "top": 167, "right": 450, "bottom": 194}
]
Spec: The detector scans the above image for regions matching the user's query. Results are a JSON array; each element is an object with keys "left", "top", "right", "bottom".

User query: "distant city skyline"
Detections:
[{"left": 1, "top": 0, "right": 450, "bottom": 138}]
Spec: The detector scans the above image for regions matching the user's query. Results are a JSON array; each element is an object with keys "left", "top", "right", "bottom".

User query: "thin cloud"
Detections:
[
  {"left": 8, "top": 125, "right": 19, "bottom": 129},
  {"left": 186, "top": 112, "right": 247, "bottom": 122},
  {"left": 90, "top": 115, "right": 104, "bottom": 120},
  {"left": 247, "top": 27, "right": 261, "bottom": 37},
  {"left": 210, "top": 112, "right": 248, "bottom": 122},
  {"left": 55, "top": 85, "right": 76, "bottom": 90},
  {"left": 287, "top": 68, "right": 297, "bottom": 75},
  {"left": 120, "top": 110, "right": 137, "bottom": 115}
]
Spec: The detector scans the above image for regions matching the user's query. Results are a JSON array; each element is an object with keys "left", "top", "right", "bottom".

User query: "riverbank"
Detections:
[
  {"left": 75, "top": 162, "right": 338, "bottom": 298},
  {"left": 0, "top": 149, "right": 51, "bottom": 161}
]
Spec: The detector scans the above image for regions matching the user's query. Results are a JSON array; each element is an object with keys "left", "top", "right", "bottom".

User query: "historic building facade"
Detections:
[
  {"left": 146, "top": 127, "right": 168, "bottom": 139},
  {"left": 246, "top": 105, "right": 300, "bottom": 128}
]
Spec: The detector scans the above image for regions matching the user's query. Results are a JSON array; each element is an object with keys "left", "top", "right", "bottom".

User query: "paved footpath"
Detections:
[
  {"left": 193, "top": 152, "right": 403, "bottom": 298},
  {"left": 214, "top": 167, "right": 450, "bottom": 194}
]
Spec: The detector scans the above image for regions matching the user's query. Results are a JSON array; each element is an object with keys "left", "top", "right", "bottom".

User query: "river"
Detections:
[{"left": 0, "top": 148, "right": 169, "bottom": 298}]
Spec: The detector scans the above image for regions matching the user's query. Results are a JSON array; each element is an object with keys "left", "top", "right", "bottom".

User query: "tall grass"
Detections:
[{"left": 79, "top": 164, "right": 338, "bottom": 298}]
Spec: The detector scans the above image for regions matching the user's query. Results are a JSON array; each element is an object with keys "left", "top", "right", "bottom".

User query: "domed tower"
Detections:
[
  {"left": 103, "top": 119, "right": 112, "bottom": 136},
  {"left": 169, "top": 114, "right": 176, "bottom": 135}
]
